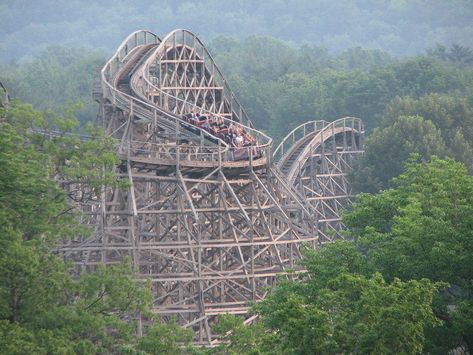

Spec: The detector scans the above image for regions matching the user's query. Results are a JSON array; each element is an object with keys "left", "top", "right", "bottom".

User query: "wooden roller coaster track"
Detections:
[{"left": 57, "top": 29, "right": 364, "bottom": 345}]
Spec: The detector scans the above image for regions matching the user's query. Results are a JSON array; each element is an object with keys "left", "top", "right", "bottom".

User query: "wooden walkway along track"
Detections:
[{"left": 58, "top": 29, "right": 364, "bottom": 345}]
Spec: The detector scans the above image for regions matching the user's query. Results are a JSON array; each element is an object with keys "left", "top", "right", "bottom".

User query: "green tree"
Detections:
[
  {"left": 1, "top": 46, "right": 106, "bottom": 124},
  {"left": 345, "top": 157, "right": 473, "bottom": 352},
  {"left": 263, "top": 241, "right": 441, "bottom": 354},
  {"left": 136, "top": 318, "right": 196, "bottom": 355},
  {"left": 0, "top": 99, "right": 196, "bottom": 353},
  {"left": 215, "top": 241, "right": 441, "bottom": 354},
  {"left": 448, "top": 44, "right": 473, "bottom": 64},
  {"left": 351, "top": 94, "right": 473, "bottom": 194},
  {"left": 350, "top": 115, "right": 447, "bottom": 192},
  {"left": 211, "top": 314, "right": 281, "bottom": 355},
  {"left": 384, "top": 94, "right": 473, "bottom": 171}
]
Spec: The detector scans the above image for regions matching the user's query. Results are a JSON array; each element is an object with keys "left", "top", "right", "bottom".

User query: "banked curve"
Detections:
[
  {"left": 102, "top": 29, "right": 272, "bottom": 171},
  {"left": 274, "top": 117, "right": 364, "bottom": 184}
]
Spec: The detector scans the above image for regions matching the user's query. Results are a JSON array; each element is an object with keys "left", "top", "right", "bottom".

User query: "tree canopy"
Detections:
[
  {"left": 2, "top": 0, "right": 473, "bottom": 62},
  {"left": 351, "top": 94, "right": 473, "bottom": 192},
  {"left": 346, "top": 157, "right": 473, "bottom": 352}
]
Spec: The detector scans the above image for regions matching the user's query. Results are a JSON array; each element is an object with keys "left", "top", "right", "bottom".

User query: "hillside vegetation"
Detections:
[
  {"left": 1, "top": 0, "right": 473, "bottom": 62},
  {"left": 1, "top": 26, "right": 473, "bottom": 353}
]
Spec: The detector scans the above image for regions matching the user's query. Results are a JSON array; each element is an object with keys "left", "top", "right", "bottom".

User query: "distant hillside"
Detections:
[{"left": 1, "top": 0, "right": 473, "bottom": 62}]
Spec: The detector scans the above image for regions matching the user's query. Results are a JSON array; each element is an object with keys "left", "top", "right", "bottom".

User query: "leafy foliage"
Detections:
[
  {"left": 211, "top": 314, "right": 281, "bottom": 355},
  {"left": 345, "top": 157, "right": 473, "bottom": 352},
  {"left": 215, "top": 244, "right": 441, "bottom": 354},
  {"left": 209, "top": 40, "right": 473, "bottom": 138},
  {"left": 351, "top": 94, "right": 473, "bottom": 192},
  {"left": 350, "top": 116, "right": 447, "bottom": 192},
  {"left": 0, "top": 47, "right": 106, "bottom": 124},
  {"left": 0, "top": 99, "right": 196, "bottom": 354}
]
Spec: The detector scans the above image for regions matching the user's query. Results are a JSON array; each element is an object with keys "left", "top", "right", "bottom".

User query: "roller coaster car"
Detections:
[
  {"left": 179, "top": 120, "right": 220, "bottom": 144},
  {"left": 179, "top": 116, "right": 260, "bottom": 161}
]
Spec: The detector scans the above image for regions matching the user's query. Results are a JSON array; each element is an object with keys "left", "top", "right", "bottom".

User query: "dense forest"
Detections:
[
  {"left": 2, "top": 6, "right": 473, "bottom": 353},
  {"left": 2, "top": 0, "right": 473, "bottom": 62}
]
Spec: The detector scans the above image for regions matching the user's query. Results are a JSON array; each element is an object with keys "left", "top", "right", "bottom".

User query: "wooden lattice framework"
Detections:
[
  {"left": 58, "top": 29, "right": 364, "bottom": 344},
  {"left": 274, "top": 118, "right": 364, "bottom": 241}
]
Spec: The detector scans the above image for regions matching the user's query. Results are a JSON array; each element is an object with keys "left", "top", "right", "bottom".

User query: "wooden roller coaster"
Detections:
[{"left": 58, "top": 29, "right": 364, "bottom": 344}]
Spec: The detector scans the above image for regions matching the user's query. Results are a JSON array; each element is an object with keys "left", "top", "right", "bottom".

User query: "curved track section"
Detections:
[
  {"left": 138, "top": 29, "right": 254, "bottom": 128},
  {"left": 101, "top": 29, "right": 272, "bottom": 173},
  {"left": 274, "top": 117, "right": 364, "bottom": 241},
  {"left": 59, "top": 29, "right": 321, "bottom": 344}
]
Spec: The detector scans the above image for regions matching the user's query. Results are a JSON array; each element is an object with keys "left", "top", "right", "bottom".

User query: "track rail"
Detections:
[
  {"left": 277, "top": 117, "right": 363, "bottom": 184},
  {"left": 273, "top": 120, "right": 329, "bottom": 163},
  {"left": 275, "top": 117, "right": 364, "bottom": 241},
  {"left": 101, "top": 29, "right": 272, "bottom": 170}
]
